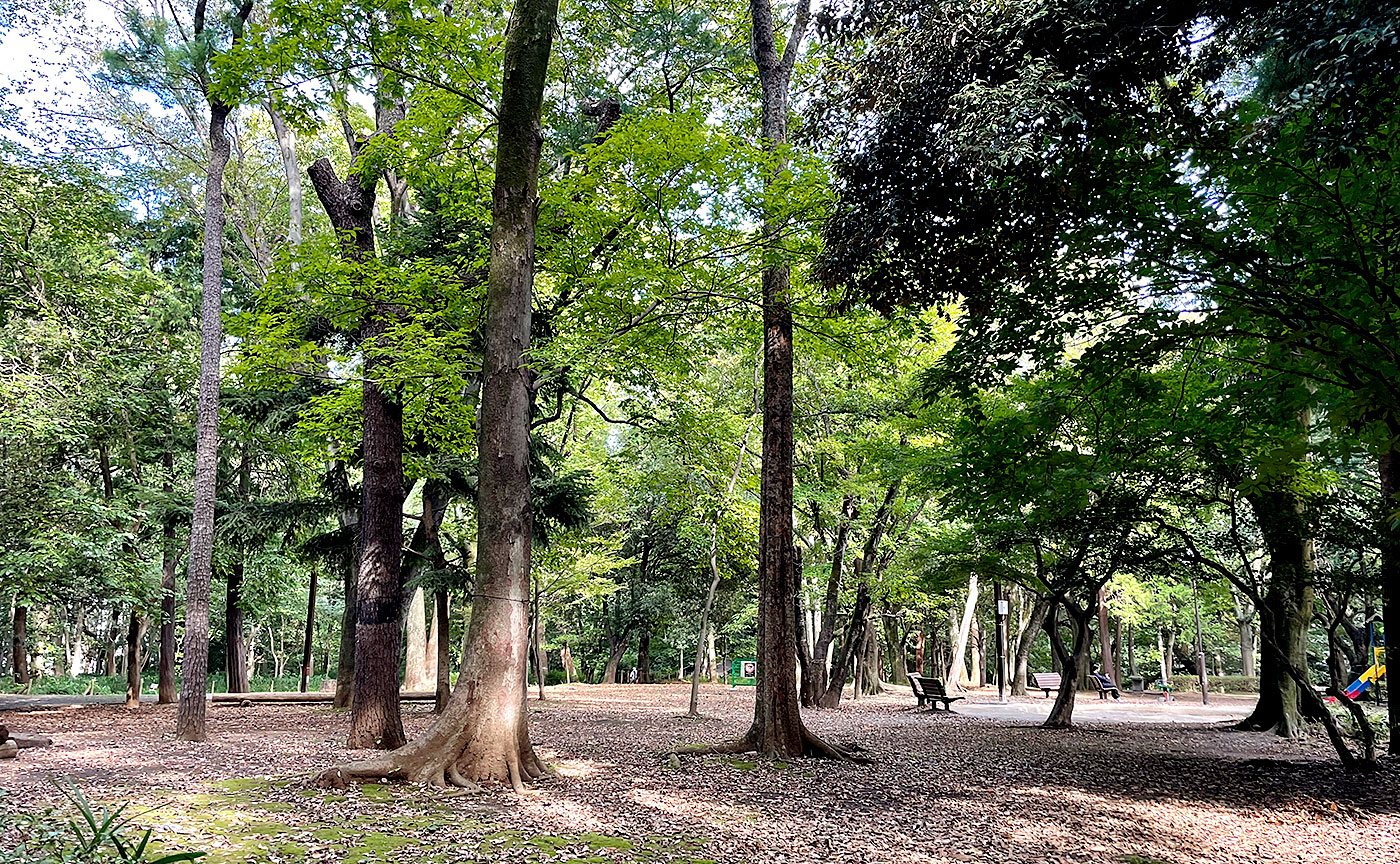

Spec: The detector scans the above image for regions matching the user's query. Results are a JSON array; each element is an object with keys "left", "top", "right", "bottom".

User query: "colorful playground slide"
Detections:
[{"left": 1343, "top": 663, "right": 1386, "bottom": 699}]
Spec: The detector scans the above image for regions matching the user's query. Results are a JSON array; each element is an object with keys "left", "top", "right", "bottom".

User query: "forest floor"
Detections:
[{"left": 2, "top": 683, "right": 1396, "bottom": 864}]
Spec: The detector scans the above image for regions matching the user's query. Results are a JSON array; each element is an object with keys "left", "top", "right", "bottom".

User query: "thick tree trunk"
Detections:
[
  {"left": 178, "top": 96, "right": 236, "bottom": 743},
  {"left": 308, "top": 138, "right": 406, "bottom": 750},
  {"left": 1044, "top": 603, "right": 1091, "bottom": 728},
  {"left": 403, "top": 587, "right": 433, "bottom": 692},
  {"left": 11, "top": 605, "right": 28, "bottom": 685},
  {"left": 1232, "top": 587, "right": 1257, "bottom": 678},
  {"left": 637, "top": 630, "right": 651, "bottom": 683},
  {"left": 316, "top": 0, "right": 557, "bottom": 789},
  {"left": 1379, "top": 447, "right": 1399, "bottom": 756},
  {"left": 1239, "top": 488, "right": 1315, "bottom": 738},
  {"left": 125, "top": 611, "right": 147, "bottom": 708},
  {"left": 604, "top": 630, "right": 627, "bottom": 684},
  {"left": 300, "top": 567, "right": 318, "bottom": 692},
  {"left": 347, "top": 377, "right": 407, "bottom": 748},
  {"left": 226, "top": 562, "right": 249, "bottom": 693}
]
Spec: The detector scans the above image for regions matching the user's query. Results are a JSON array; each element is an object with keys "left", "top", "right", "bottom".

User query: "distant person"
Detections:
[
  {"left": 628, "top": 667, "right": 638, "bottom": 684},
  {"left": 1091, "top": 665, "right": 1122, "bottom": 700}
]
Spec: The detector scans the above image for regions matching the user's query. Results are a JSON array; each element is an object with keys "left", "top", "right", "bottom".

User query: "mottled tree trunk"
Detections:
[
  {"left": 1012, "top": 594, "right": 1050, "bottom": 696},
  {"left": 1239, "top": 488, "right": 1315, "bottom": 738},
  {"left": 334, "top": 555, "right": 357, "bottom": 709},
  {"left": 316, "top": 0, "right": 558, "bottom": 789},
  {"left": 178, "top": 96, "right": 235, "bottom": 742},
  {"left": 637, "top": 630, "right": 652, "bottom": 683},
  {"left": 403, "top": 587, "right": 433, "bottom": 692}
]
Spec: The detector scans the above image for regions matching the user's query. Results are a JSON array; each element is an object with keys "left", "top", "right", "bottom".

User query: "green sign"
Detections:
[{"left": 731, "top": 659, "right": 757, "bottom": 686}]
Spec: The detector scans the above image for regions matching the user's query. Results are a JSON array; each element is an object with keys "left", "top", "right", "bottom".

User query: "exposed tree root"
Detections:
[{"left": 674, "top": 724, "right": 869, "bottom": 763}]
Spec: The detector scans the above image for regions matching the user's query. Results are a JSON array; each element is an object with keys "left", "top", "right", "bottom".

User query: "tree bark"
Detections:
[
  {"left": 316, "top": 0, "right": 558, "bottom": 790},
  {"left": 947, "top": 573, "right": 979, "bottom": 688},
  {"left": 124, "top": 610, "right": 147, "bottom": 708},
  {"left": 637, "top": 630, "right": 651, "bottom": 683},
  {"left": 403, "top": 587, "right": 433, "bottom": 692},
  {"left": 225, "top": 562, "right": 249, "bottom": 693},
  {"left": 266, "top": 104, "right": 302, "bottom": 247},
  {"left": 1238, "top": 488, "right": 1316, "bottom": 738},
  {"left": 300, "top": 566, "right": 318, "bottom": 692},
  {"left": 178, "top": 95, "right": 235, "bottom": 742},
  {"left": 1044, "top": 602, "right": 1091, "bottom": 728},
  {"left": 335, "top": 551, "right": 357, "bottom": 709},
  {"left": 11, "top": 605, "right": 28, "bottom": 685},
  {"left": 1096, "top": 585, "right": 1115, "bottom": 685},
  {"left": 158, "top": 451, "right": 178, "bottom": 704},
  {"left": 1379, "top": 446, "right": 1399, "bottom": 756},
  {"left": 1012, "top": 594, "right": 1050, "bottom": 696},
  {"left": 434, "top": 589, "right": 451, "bottom": 712}
]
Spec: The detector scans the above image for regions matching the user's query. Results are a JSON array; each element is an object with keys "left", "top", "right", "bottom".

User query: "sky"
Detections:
[{"left": 0, "top": 1, "right": 127, "bottom": 150}]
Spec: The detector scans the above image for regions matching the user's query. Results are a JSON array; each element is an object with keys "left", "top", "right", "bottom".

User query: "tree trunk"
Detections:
[
  {"left": 1044, "top": 602, "right": 1091, "bottom": 728},
  {"left": 177, "top": 94, "right": 236, "bottom": 743},
  {"left": 266, "top": 104, "right": 302, "bottom": 247},
  {"left": 604, "top": 629, "right": 627, "bottom": 684},
  {"left": 1012, "top": 594, "right": 1050, "bottom": 696},
  {"left": 403, "top": 587, "right": 432, "bottom": 692},
  {"left": 315, "top": 0, "right": 557, "bottom": 789},
  {"left": 947, "top": 573, "right": 979, "bottom": 688},
  {"left": 124, "top": 611, "right": 147, "bottom": 708},
  {"left": 434, "top": 589, "right": 451, "bottom": 713},
  {"left": 819, "top": 581, "right": 871, "bottom": 707},
  {"left": 1378, "top": 446, "right": 1399, "bottom": 756},
  {"left": 307, "top": 143, "right": 407, "bottom": 751},
  {"left": 11, "top": 605, "right": 28, "bottom": 685},
  {"left": 158, "top": 452, "right": 178, "bottom": 704},
  {"left": 1097, "top": 585, "right": 1116, "bottom": 685},
  {"left": 801, "top": 499, "right": 852, "bottom": 707},
  {"left": 861, "top": 617, "right": 880, "bottom": 694},
  {"left": 1233, "top": 587, "right": 1256, "bottom": 678},
  {"left": 226, "top": 562, "right": 249, "bottom": 693},
  {"left": 1239, "top": 488, "right": 1316, "bottom": 738},
  {"left": 300, "top": 566, "right": 318, "bottom": 692},
  {"left": 335, "top": 551, "right": 357, "bottom": 709},
  {"left": 637, "top": 630, "right": 651, "bottom": 684}
]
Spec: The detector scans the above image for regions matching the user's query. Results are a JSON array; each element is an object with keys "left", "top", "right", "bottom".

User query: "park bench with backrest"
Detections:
[
  {"left": 1091, "top": 673, "right": 1121, "bottom": 699},
  {"left": 1032, "top": 672, "right": 1061, "bottom": 697},
  {"left": 908, "top": 675, "right": 965, "bottom": 711}
]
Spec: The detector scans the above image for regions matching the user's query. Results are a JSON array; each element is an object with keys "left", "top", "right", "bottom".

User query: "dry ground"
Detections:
[{"left": 2, "top": 683, "right": 1396, "bottom": 864}]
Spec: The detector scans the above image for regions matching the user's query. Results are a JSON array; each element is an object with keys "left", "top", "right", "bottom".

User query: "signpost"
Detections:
[
  {"left": 730, "top": 659, "right": 757, "bottom": 687},
  {"left": 995, "top": 586, "right": 1010, "bottom": 703}
]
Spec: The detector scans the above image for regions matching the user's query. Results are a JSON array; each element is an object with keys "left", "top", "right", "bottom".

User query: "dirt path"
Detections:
[{"left": 2, "top": 684, "right": 1395, "bottom": 864}]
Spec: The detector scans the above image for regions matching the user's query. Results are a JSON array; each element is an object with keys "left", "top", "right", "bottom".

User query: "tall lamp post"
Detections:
[
  {"left": 1193, "top": 577, "right": 1209, "bottom": 706},
  {"left": 995, "top": 583, "right": 1009, "bottom": 703}
]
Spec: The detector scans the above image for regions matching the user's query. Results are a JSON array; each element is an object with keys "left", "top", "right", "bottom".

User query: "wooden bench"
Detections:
[
  {"left": 1032, "top": 672, "right": 1061, "bottom": 697},
  {"left": 909, "top": 675, "right": 965, "bottom": 712},
  {"left": 1091, "top": 674, "right": 1121, "bottom": 700}
]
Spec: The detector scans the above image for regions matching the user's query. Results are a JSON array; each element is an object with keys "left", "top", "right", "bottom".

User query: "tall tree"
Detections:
[
  {"left": 317, "top": 0, "right": 560, "bottom": 788},
  {"left": 177, "top": 0, "right": 256, "bottom": 742}
]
